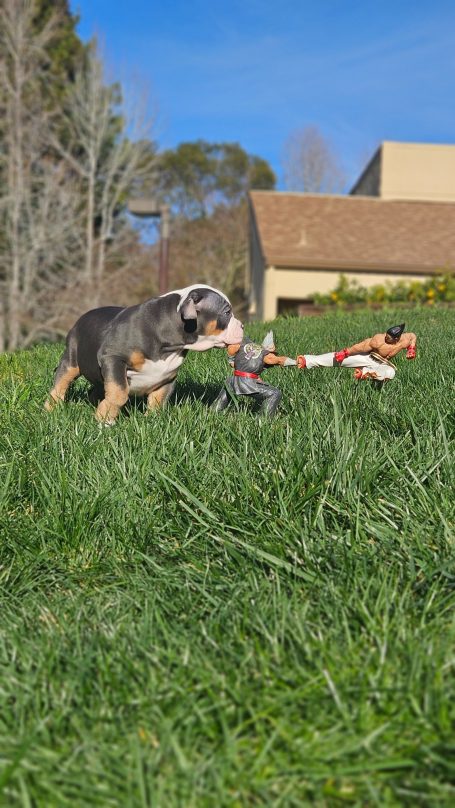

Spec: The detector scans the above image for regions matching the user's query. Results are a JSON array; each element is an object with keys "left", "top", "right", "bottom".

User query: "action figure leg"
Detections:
[
  {"left": 255, "top": 385, "right": 282, "bottom": 417},
  {"left": 212, "top": 378, "right": 235, "bottom": 412},
  {"left": 212, "top": 387, "right": 231, "bottom": 412},
  {"left": 301, "top": 352, "right": 337, "bottom": 369},
  {"left": 345, "top": 356, "right": 395, "bottom": 382},
  {"left": 379, "top": 366, "right": 395, "bottom": 381},
  {"left": 366, "top": 366, "right": 395, "bottom": 383}
]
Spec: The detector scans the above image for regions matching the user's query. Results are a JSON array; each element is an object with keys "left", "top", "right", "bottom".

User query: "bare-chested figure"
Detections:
[{"left": 297, "top": 323, "right": 417, "bottom": 382}]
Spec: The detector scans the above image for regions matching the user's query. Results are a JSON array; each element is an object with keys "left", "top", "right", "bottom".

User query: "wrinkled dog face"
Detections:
[{"left": 176, "top": 285, "right": 244, "bottom": 350}]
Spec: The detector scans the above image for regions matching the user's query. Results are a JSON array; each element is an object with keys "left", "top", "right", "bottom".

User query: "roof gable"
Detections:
[{"left": 249, "top": 191, "right": 455, "bottom": 275}]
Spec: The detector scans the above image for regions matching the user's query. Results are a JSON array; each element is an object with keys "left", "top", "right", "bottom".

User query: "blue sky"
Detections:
[{"left": 70, "top": 0, "right": 455, "bottom": 189}]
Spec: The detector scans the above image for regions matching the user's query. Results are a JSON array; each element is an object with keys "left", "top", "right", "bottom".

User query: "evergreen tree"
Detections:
[
  {"left": 156, "top": 140, "right": 275, "bottom": 217},
  {"left": 32, "top": 0, "right": 85, "bottom": 91}
]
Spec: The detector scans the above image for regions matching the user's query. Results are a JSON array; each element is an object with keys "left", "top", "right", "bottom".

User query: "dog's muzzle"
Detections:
[
  {"left": 223, "top": 316, "right": 244, "bottom": 345},
  {"left": 187, "top": 316, "right": 244, "bottom": 352}
]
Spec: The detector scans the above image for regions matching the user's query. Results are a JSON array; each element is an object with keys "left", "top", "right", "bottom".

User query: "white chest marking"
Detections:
[{"left": 126, "top": 354, "right": 184, "bottom": 394}]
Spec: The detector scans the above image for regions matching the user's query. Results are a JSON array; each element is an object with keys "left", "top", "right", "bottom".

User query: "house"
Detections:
[
  {"left": 351, "top": 141, "right": 455, "bottom": 201},
  {"left": 248, "top": 141, "right": 455, "bottom": 320}
]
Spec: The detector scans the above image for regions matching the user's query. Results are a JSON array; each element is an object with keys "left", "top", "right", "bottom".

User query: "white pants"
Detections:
[{"left": 304, "top": 353, "right": 396, "bottom": 381}]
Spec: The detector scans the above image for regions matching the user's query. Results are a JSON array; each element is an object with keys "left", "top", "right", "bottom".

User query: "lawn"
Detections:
[{"left": 0, "top": 307, "right": 454, "bottom": 806}]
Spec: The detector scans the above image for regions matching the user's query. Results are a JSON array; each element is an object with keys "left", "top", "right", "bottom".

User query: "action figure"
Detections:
[
  {"left": 212, "top": 331, "right": 296, "bottom": 416},
  {"left": 297, "top": 323, "right": 417, "bottom": 382}
]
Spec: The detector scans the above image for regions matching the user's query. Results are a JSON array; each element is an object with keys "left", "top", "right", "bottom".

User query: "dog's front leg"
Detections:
[
  {"left": 96, "top": 357, "right": 129, "bottom": 425},
  {"left": 146, "top": 381, "right": 176, "bottom": 412}
]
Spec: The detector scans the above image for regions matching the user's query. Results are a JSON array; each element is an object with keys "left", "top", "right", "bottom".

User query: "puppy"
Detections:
[{"left": 45, "top": 284, "right": 244, "bottom": 423}]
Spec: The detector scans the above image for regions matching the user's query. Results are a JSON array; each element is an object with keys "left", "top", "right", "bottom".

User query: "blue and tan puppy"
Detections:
[{"left": 45, "top": 284, "right": 244, "bottom": 424}]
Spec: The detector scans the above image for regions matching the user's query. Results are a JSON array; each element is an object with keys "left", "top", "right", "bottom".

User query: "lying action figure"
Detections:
[
  {"left": 297, "top": 323, "right": 417, "bottom": 382},
  {"left": 212, "top": 331, "right": 296, "bottom": 416}
]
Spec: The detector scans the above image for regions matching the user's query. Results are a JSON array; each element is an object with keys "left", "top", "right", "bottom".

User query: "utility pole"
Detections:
[
  {"left": 158, "top": 205, "right": 170, "bottom": 295},
  {"left": 127, "top": 199, "right": 170, "bottom": 294}
]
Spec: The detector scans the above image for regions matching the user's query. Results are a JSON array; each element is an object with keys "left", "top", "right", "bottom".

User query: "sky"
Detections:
[{"left": 70, "top": 0, "right": 455, "bottom": 189}]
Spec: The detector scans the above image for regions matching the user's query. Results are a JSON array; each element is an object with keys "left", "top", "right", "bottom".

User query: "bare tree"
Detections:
[
  {"left": 0, "top": 3, "right": 157, "bottom": 351},
  {"left": 169, "top": 203, "right": 248, "bottom": 308},
  {"left": 0, "top": 0, "right": 81, "bottom": 351},
  {"left": 51, "top": 45, "right": 157, "bottom": 302},
  {"left": 282, "top": 125, "right": 345, "bottom": 193}
]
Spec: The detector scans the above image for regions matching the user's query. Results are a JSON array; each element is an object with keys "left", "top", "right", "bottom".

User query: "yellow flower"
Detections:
[
  {"left": 426, "top": 288, "right": 435, "bottom": 298},
  {"left": 438, "top": 284, "right": 446, "bottom": 292},
  {"left": 330, "top": 292, "right": 338, "bottom": 302}
]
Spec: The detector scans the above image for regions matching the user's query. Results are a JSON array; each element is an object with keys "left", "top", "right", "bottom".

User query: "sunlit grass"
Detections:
[{"left": 1, "top": 307, "right": 454, "bottom": 805}]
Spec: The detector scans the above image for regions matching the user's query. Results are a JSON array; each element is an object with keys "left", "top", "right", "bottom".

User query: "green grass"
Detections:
[{"left": 0, "top": 307, "right": 454, "bottom": 806}]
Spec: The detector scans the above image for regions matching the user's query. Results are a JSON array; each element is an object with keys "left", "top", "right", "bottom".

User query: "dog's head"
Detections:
[{"left": 165, "top": 284, "right": 244, "bottom": 351}]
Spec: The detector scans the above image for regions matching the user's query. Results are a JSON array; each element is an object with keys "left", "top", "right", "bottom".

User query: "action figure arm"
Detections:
[
  {"left": 227, "top": 343, "right": 241, "bottom": 367},
  {"left": 227, "top": 343, "right": 241, "bottom": 357},
  {"left": 345, "top": 337, "right": 375, "bottom": 355},
  {"left": 264, "top": 353, "right": 296, "bottom": 367},
  {"left": 404, "top": 332, "right": 417, "bottom": 358},
  {"left": 385, "top": 333, "right": 418, "bottom": 359},
  {"left": 333, "top": 336, "right": 374, "bottom": 363}
]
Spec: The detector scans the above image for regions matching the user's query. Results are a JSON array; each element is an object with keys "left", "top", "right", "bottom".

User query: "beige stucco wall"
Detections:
[
  {"left": 262, "top": 266, "right": 430, "bottom": 320},
  {"left": 350, "top": 141, "right": 455, "bottom": 201},
  {"left": 380, "top": 142, "right": 455, "bottom": 202}
]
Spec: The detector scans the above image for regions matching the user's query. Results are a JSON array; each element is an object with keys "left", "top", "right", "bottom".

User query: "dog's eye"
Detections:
[{"left": 217, "top": 307, "right": 231, "bottom": 329}]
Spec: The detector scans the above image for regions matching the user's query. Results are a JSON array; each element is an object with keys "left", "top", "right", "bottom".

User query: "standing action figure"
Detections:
[
  {"left": 212, "top": 331, "right": 296, "bottom": 416},
  {"left": 297, "top": 323, "right": 417, "bottom": 382}
]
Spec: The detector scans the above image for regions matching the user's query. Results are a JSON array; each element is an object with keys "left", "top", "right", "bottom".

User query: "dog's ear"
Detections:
[{"left": 180, "top": 296, "right": 198, "bottom": 321}]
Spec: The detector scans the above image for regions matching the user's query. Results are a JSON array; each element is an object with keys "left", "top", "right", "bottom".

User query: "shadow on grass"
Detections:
[
  {"left": 64, "top": 378, "right": 228, "bottom": 413},
  {"left": 64, "top": 375, "right": 384, "bottom": 420},
  {"left": 173, "top": 380, "right": 263, "bottom": 414},
  {"left": 171, "top": 380, "right": 222, "bottom": 407}
]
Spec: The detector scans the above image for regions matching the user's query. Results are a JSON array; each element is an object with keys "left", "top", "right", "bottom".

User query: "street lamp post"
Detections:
[{"left": 127, "top": 198, "right": 170, "bottom": 295}]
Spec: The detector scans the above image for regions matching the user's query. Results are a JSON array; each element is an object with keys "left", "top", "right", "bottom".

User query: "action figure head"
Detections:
[
  {"left": 385, "top": 323, "right": 405, "bottom": 344},
  {"left": 262, "top": 330, "right": 276, "bottom": 353}
]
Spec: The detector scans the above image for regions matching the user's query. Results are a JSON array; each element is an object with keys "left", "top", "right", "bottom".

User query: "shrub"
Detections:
[{"left": 313, "top": 272, "right": 455, "bottom": 307}]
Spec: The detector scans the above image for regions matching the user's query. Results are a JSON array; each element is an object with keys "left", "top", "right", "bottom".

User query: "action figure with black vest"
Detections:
[
  {"left": 212, "top": 331, "right": 297, "bottom": 417},
  {"left": 296, "top": 323, "right": 417, "bottom": 382}
]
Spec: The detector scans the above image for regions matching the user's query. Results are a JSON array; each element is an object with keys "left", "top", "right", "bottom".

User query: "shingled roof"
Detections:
[{"left": 249, "top": 191, "right": 455, "bottom": 275}]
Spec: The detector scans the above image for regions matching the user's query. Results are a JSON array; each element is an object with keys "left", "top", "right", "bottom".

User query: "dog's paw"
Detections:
[{"left": 44, "top": 396, "right": 61, "bottom": 412}]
